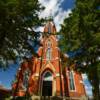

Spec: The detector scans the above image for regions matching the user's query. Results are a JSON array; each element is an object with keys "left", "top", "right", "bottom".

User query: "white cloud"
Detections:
[
  {"left": 82, "top": 74, "right": 88, "bottom": 80},
  {"left": 54, "top": 9, "right": 71, "bottom": 31},
  {"left": 38, "top": 0, "right": 72, "bottom": 32}
]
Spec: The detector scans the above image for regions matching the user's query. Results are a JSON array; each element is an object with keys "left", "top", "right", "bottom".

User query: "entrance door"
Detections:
[
  {"left": 42, "top": 81, "right": 52, "bottom": 96},
  {"left": 42, "top": 71, "right": 53, "bottom": 96}
]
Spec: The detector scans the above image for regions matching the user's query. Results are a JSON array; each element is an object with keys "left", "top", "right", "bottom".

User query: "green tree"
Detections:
[
  {"left": 59, "top": 0, "right": 100, "bottom": 99},
  {"left": 0, "top": 0, "right": 44, "bottom": 68}
]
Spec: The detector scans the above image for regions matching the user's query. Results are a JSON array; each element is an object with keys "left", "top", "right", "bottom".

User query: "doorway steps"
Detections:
[{"left": 31, "top": 95, "right": 88, "bottom": 100}]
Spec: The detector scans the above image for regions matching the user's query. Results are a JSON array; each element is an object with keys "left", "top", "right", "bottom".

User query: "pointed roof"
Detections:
[{"left": 44, "top": 20, "right": 56, "bottom": 34}]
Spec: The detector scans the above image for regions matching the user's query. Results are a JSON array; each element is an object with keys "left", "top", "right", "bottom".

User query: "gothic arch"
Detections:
[
  {"left": 45, "top": 36, "right": 57, "bottom": 47},
  {"left": 41, "top": 70, "right": 53, "bottom": 96},
  {"left": 40, "top": 62, "right": 56, "bottom": 76}
]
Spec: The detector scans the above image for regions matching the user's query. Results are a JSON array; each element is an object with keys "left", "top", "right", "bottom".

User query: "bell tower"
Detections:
[{"left": 38, "top": 19, "right": 63, "bottom": 96}]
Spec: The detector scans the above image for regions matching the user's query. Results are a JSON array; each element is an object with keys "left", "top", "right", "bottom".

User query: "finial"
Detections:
[{"left": 48, "top": 9, "right": 53, "bottom": 21}]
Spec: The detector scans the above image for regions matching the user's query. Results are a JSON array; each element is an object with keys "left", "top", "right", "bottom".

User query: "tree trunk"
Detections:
[
  {"left": 88, "top": 64, "right": 100, "bottom": 100},
  {"left": 92, "top": 67, "right": 100, "bottom": 100}
]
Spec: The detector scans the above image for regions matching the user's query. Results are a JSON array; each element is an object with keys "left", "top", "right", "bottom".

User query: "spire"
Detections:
[
  {"left": 44, "top": 21, "right": 56, "bottom": 34},
  {"left": 44, "top": 13, "right": 56, "bottom": 34}
]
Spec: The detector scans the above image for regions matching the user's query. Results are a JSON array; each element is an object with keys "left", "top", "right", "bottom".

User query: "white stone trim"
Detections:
[
  {"left": 56, "top": 73, "right": 60, "bottom": 77},
  {"left": 80, "top": 80, "right": 84, "bottom": 84},
  {"left": 41, "top": 62, "right": 56, "bottom": 74},
  {"left": 34, "top": 73, "right": 39, "bottom": 77},
  {"left": 53, "top": 79, "right": 56, "bottom": 96}
]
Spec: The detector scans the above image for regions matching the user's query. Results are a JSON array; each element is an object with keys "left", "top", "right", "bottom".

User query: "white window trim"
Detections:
[
  {"left": 69, "top": 71, "right": 76, "bottom": 92},
  {"left": 56, "top": 73, "right": 60, "bottom": 77}
]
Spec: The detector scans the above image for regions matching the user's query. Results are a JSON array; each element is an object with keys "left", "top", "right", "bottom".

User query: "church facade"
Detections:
[{"left": 12, "top": 20, "right": 86, "bottom": 97}]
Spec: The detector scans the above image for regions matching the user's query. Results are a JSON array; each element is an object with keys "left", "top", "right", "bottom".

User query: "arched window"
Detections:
[
  {"left": 23, "top": 69, "right": 30, "bottom": 90},
  {"left": 43, "top": 71, "right": 53, "bottom": 81},
  {"left": 48, "top": 25, "right": 51, "bottom": 34},
  {"left": 69, "top": 71, "right": 75, "bottom": 90},
  {"left": 46, "top": 48, "right": 51, "bottom": 60},
  {"left": 47, "top": 40, "right": 52, "bottom": 47}
]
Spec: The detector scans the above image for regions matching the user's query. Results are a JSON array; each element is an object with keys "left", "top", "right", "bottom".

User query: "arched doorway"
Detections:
[{"left": 42, "top": 71, "right": 53, "bottom": 96}]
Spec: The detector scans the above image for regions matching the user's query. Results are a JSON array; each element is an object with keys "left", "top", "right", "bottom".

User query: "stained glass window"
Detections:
[
  {"left": 23, "top": 69, "right": 30, "bottom": 90},
  {"left": 46, "top": 48, "right": 51, "bottom": 60},
  {"left": 69, "top": 71, "right": 75, "bottom": 90}
]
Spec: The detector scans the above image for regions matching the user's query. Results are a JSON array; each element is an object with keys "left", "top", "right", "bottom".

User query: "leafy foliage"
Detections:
[
  {"left": 0, "top": 0, "right": 45, "bottom": 68},
  {"left": 59, "top": 0, "right": 100, "bottom": 99}
]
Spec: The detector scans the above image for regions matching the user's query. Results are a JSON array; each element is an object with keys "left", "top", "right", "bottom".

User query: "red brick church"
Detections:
[{"left": 12, "top": 20, "right": 86, "bottom": 98}]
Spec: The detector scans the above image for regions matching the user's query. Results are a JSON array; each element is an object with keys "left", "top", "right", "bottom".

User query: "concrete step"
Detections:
[{"left": 31, "top": 96, "right": 88, "bottom": 100}]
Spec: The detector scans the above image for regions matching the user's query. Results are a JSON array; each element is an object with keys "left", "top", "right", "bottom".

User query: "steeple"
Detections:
[{"left": 44, "top": 18, "right": 56, "bottom": 34}]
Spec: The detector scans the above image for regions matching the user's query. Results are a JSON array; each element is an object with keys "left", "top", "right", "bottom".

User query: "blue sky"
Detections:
[
  {"left": 0, "top": 63, "right": 19, "bottom": 89},
  {"left": 61, "top": 0, "right": 75, "bottom": 10},
  {"left": 0, "top": 0, "right": 92, "bottom": 97}
]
